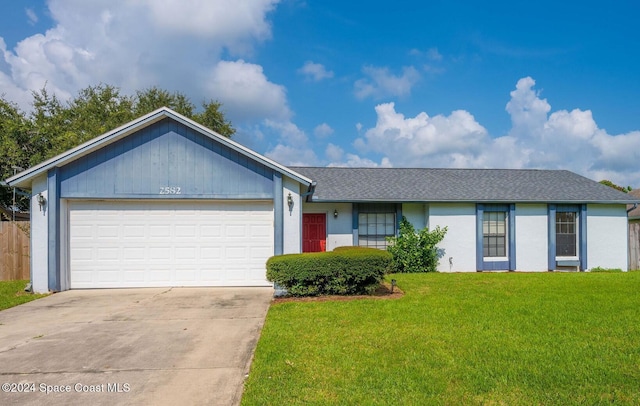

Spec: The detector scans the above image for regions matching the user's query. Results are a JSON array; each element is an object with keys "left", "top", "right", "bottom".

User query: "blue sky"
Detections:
[{"left": 1, "top": 0, "right": 639, "bottom": 186}]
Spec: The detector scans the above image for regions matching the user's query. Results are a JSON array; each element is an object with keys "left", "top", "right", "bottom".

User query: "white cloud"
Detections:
[
  {"left": 207, "top": 60, "right": 291, "bottom": 123},
  {"left": 264, "top": 119, "right": 307, "bottom": 145},
  {"left": 499, "top": 77, "right": 628, "bottom": 178},
  {"left": 298, "top": 61, "right": 334, "bottom": 81},
  {"left": 261, "top": 119, "right": 319, "bottom": 166},
  {"left": 354, "top": 65, "right": 420, "bottom": 100},
  {"left": 325, "top": 143, "right": 343, "bottom": 161},
  {"left": 349, "top": 77, "right": 640, "bottom": 187},
  {"left": 25, "top": 8, "right": 38, "bottom": 25},
  {"left": 313, "top": 123, "right": 334, "bottom": 138},
  {"left": 265, "top": 144, "right": 318, "bottom": 166},
  {"left": 140, "top": 0, "right": 278, "bottom": 46},
  {"left": 354, "top": 102, "right": 488, "bottom": 167},
  {"left": 0, "top": 0, "right": 283, "bottom": 118},
  {"left": 328, "top": 154, "right": 392, "bottom": 168},
  {"left": 505, "top": 76, "right": 551, "bottom": 136}
]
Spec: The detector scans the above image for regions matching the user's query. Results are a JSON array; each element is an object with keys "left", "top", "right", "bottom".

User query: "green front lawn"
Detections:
[
  {"left": 0, "top": 280, "right": 48, "bottom": 311},
  {"left": 242, "top": 272, "right": 640, "bottom": 405}
]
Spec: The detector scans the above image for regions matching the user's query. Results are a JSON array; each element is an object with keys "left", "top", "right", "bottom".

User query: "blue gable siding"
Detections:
[{"left": 59, "top": 119, "right": 274, "bottom": 199}]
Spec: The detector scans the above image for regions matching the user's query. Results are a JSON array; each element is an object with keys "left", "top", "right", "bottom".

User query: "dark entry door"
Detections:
[{"left": 302, "top": 213, "right": 326, "bottom": 252}]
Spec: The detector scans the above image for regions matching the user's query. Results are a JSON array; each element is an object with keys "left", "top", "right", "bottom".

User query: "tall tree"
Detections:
[
  {"left": 134, "top": 87, "right": 234, "bottom": 137},
  {"left": 0, "top": 98, "right": 33, "bottom": 210},
  {"left": 193, "top": 100, "right": 235, "bottom": 138},
  {"left": 31, "top": 84, "right": 136, "bottom": 160},
  {"left": 134, "top": 87, "right": 196, "bottom": 118},
  {"left": 66, "top": 84, "right": 135, "bottom": 143}
]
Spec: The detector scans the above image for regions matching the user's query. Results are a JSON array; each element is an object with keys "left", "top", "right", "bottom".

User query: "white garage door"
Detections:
[{"left": 69, "top": 200, "right": 274, "bottom": 288}]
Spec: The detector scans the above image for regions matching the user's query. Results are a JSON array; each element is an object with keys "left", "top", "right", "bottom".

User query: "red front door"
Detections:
[{"left": 303, "top": 213, "right": 327, "bottom": 252}]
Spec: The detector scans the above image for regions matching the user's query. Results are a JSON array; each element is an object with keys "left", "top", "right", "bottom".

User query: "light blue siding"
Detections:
[{"left": 59, "top": 118, "right": 274, "bottom": 199}]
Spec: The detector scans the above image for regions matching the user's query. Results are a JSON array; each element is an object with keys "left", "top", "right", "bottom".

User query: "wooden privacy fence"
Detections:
[
  {"left": 0, "top": 221, "right": 30, "bottom": 280},
  {"left": 630, "top": 221, "right": 640, "bottom": 271}
]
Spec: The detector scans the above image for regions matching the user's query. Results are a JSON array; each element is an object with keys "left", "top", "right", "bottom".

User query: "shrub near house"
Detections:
[
  {"left": 386, "top": 217, "right": 447, "bottom": 273},
  {"left": 266, "top": 247, "right": 391, "bottom": 296}
]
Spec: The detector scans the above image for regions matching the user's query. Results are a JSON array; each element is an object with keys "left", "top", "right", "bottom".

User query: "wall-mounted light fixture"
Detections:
[
  {"left": 37, "top": 193, "right": 47, "bottom": 212},
  {"left": 333, "top": 209, "right": 338, "bottom": 218},
  {"left": 287, "top": 192, "right": 293, "bottom": 211}
]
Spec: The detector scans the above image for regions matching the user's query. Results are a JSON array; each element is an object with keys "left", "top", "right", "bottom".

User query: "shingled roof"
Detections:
[{"left": 290, "top": 167, "right": 640, "bottom": 204}]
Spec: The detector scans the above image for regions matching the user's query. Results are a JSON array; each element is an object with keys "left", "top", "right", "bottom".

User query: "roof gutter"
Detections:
[
  {"left": 628, "top": 203, "right": 638, "bottom": 213},
  {"left": 301, "top": 181, "right": 317, "bottom": 202}
]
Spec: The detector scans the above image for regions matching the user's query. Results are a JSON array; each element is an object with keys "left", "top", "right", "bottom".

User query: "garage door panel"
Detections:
[
  {"left": 149, "top": 247, "right": 171, "bottom": 260},
  {"left": 149, "top": 224, "right": 171, "bottom": 236},
  {"left": 69, "top": 200, "right": 273, "bottom": 288},
  {"left": 98, "top": 247, "right": 120, "bottom": 261},
  {"left": 97, "top": 224, "right": 118, "bottom": 237},
  {"left": 73, "top": 225, "right": 94, "bottom": 238},
  {"left": 200, "top": 226, "right": 222, "bottom": 238},
  {"left": 251, "top": 224, "right": 273, "bottom": 237},
  {"left": 175, "top": 224, "right": 196, "bottom": 238},
  {"left": 200, "top": 247, "right": 221, "bottom": 260},
  {"left": 123, "top": 225, "right": 146, "bottom": 237}
]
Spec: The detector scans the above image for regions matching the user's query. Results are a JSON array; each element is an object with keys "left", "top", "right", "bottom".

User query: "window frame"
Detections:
[
  {"left": 548, "top": 204, "right": 587, "bottom": 271},
  {"left": 555, "top": 211, "right": 579, "bottom": 259},
  {"left": 476, "top": 204, "right": 515, "bottom": 271},
  {"left": 482, "top": 210, "right": 509, "bottom": 260},
  {"left": 357, "top": 212, "right": 396, "bottom": 249}
]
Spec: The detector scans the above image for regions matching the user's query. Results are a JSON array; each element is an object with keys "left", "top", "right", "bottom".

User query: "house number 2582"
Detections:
[{"left": 159, "top": 187, "right": 181, "bottom": 195}]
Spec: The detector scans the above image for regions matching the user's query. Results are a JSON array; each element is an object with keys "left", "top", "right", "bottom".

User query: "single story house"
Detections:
[{"left": 6, "top": 108, "right": 638, "bottom": 293}]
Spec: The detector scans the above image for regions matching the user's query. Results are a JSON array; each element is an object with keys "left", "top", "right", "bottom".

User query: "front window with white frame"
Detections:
[{"left": 556, "top": 211, "right": 578, "bottom": 257}]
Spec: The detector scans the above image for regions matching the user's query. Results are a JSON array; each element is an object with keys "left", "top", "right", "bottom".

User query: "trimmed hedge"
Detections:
[
  {"left": 332, "top": 246, "right": 382, "bottom": 252},
  {"left": 266, "top": 247, "right": 391, "bottom": 297}
]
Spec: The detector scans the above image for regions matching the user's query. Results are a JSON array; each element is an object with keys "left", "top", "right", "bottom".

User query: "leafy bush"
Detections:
[
  {"left": 266, "top": 248, "right": 391, "bottom": 296},
  {"left": 386, "top": 217, "right": 447, "bottom": 273}
]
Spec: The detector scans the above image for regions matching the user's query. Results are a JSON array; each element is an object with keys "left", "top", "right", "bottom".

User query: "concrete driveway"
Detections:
[{"left": 0, "top": 287, "right": 272, "bottom": 406}]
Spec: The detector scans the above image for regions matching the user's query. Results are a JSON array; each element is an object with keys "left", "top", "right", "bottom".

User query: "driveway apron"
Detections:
[{"left": 0, "top": 287, "right": 272, "bottom": 405}]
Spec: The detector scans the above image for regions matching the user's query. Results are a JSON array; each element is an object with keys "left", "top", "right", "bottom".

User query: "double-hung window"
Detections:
[
  {"left": 477, "top": 204, "right": 514, "bottom": 271},
  {"left": 556, "top": 211, "right": 577, "bottom": 257},
  {"left": 483, "top": 210, "right": 507, "bottom": 258}
]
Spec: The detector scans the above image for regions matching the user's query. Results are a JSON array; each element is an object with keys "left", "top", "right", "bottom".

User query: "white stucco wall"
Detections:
[
  {"left": 402, "top": 203, "right": 428, "bottom": 230},
  {"left": 515, "top": 204, "right": 548, "bottom": 271},
  {"left": 587, "top": 204, "right": 628, "bottom": 271},
  {"left": 30, "top": 175, "right": 49, "bottom": 293},
  {"left": 429, "top": 203, "right": 476, "bottom": 272},
  {"left": 282, "top": 176, "right": 302, "bottom": 254},
  {"left": 302, "top": 202, "right": 353, "bottom": 251}
]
